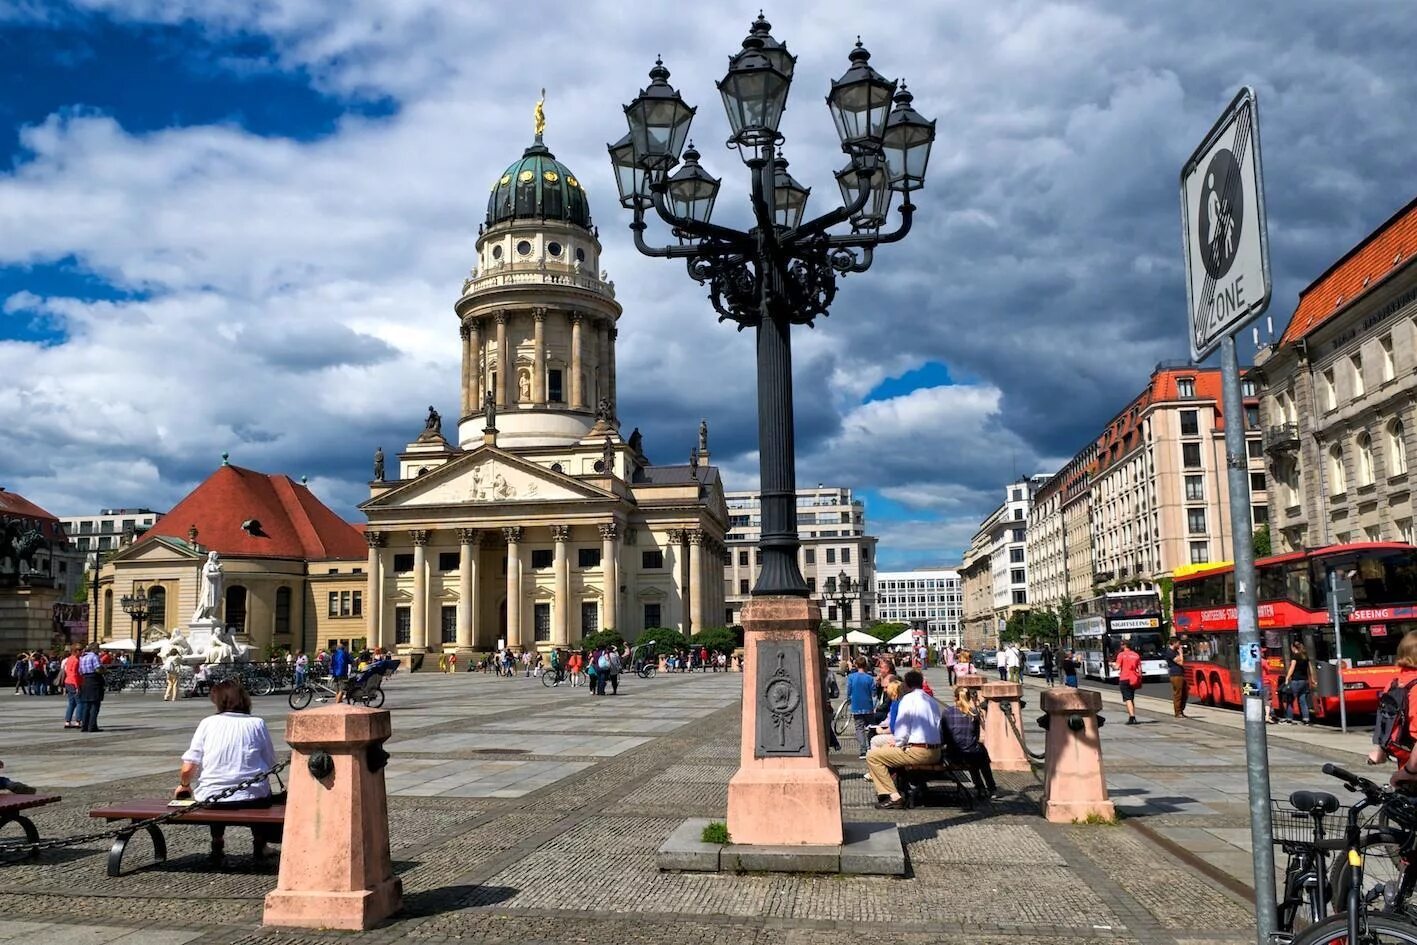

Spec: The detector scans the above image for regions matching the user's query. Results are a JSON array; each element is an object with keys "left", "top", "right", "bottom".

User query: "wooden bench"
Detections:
[
  {"left": 0, "top": 794, "right": 62, "bottom": 859},
  {"left": 90, "top": 799, "right": 285, "bottom": 876},
  {"left": 894, "top": 761, "right": 982, "bottom": 809}
]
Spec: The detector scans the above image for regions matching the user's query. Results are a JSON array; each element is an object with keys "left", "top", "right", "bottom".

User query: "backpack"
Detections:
[
  {"left": 1375, "top": 679, "right": 1417, "bottom": 764},
  {"left": 598, "top": 654, "right": 610, "bottom": 671}
]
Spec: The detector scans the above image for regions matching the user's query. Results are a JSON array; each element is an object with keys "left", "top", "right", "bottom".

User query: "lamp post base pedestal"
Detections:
[{"left": 725, "top": 595, "right": 842, "bottom": 847}]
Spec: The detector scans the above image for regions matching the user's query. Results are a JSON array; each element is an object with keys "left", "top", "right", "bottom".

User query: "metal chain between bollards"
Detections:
[
  {"left": 0, "top": 760, "right": 289, "bottom": 861},
  {"left": 986, "top": 697, "right": 1047, "bottom": 771}
]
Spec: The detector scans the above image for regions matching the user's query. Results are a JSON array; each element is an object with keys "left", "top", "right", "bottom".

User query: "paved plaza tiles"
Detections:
[{"left": 0, "top": 665, "right": 1348, "bottom": 944}]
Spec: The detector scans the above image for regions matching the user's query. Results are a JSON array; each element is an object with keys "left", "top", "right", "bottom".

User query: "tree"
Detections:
[
  {"left": 693, "top": 626, "right": 739, "bottom": 655},
  {"left": 1253, "top": 525, "right": 1272, "bottom": 558},
  {"left": 1056, "top": 595, "right": 1076, "bottom": 647},
  {"left": 864, "top": 621, "right": 908, "bottom": 643},
  {"left": 634, "top": 627, "right": 686, "bottom": 656},
  {"left": 1001, "top": 611, "right": 1029, "bottom": 645},
  {"left": 581, "top": 630, "right": 625, "bottom": 652},
  {"left": 1025, "top": 609, "right": 1060, "bottom": 647},
  {"left": 817, "top": 621, "right": 838, "bottom": 650}
]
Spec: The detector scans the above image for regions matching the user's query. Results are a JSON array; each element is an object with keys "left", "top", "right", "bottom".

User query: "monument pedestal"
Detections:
[
  {"left": 725, "top": 596, "right": 842, "bottom": 847},
  {"left": 186, "top": 618, "right": 220, "bottom": 655},
  {"left": 263, "top": 706, "right": 402, "bottom": 930}
]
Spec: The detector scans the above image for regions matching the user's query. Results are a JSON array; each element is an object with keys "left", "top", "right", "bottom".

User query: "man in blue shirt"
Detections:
[
  {"left": 330, "top": 642, "right": 350, "bottom": 703},
  {"left": 845, "top": 657, "right": 877, "bottom": 759}
]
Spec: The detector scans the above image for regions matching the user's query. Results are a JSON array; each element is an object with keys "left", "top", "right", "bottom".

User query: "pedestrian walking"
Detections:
[
  {"left": 293, "top": 650, "right": 308, "bottom": 688},
  {"left": 77, "top": 644, "right": 104, "bottom": 732},
  {"left": 448, "top": 651, "right": 458, "bottom": 673},
  {"left": 943, "top": 645, "right": 957, "bottom": 686},
  {"left": 608, "top": 648, "right": 622, "bottom": 694},
  {"left": 1005, "top": 644, "right": 1021, "bottom": 683},
  {"left": 1283, "top": 641, "right": 1317, "bottom": 725},
  {"left": 846, "top": 657, "right": 876, "bottom": 759},
  {"left": 996, "top": 647, "right": 1008, "bottom": 681},
  {"left": 1041, "top": 644, "right": 1056, "bottom": 687},
  {"left": 1166, "top": 640, "right": 1188, "bottom": 718},
  {"left": 1117, "top": 638, "right": 1142, "bottom": 725},
  {"left": 330, "top": 641, "right": 350, "bottom": 704},
  {"left": 1062, "top": 650, "right": 1079, "bottom": 688},
  {"left": 10, "top": 652, "right": 28, "bottom": 695},
  {"left": 163, "top": 646, "right": 182, "bottom": 702},
  {"left": 60, "top": 645, "right": 81, "bottom": 728}
]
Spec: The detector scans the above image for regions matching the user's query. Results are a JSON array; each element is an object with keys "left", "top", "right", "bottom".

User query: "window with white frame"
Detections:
[
  {"left": 1358, "top": 432, "right": 1375, "bottom": 486},
  {"left": 1381, "top": 335, "right": 1396, "bottom": 383},
  {"left": 1322, "top": 369, "right": 1337, "bottom": 411},
  {"left": 1390, "top": 419, "right": 1408, "bottom": 476},
  {"left": 1329, "top": 445, "right": 1346, "bottom": 495},
  {"left": 1352, "top": 354, "right": 1366, "bottom": 397}
]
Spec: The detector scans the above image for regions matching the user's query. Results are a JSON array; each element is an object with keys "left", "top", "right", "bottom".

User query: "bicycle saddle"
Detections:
[{"left": 1290, "top": 790, "right": 1340, "bottom": 814}]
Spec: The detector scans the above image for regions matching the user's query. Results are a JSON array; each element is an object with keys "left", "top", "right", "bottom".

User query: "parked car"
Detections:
[
  {"left": 1024, "top": 650, "right": 1045, "bottom": 676},
  {"left": 973, "top": 648, "right": 998, "bottom": 670}
]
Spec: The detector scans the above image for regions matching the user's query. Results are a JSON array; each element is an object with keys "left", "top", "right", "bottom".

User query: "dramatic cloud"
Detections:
[{"left": 2, "top": 0, "right": 1416, "bottom": 568}]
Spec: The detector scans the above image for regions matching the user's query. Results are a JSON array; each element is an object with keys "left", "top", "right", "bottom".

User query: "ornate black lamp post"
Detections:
[
  {"left": 612, "top": 16, "right": 933, "bottom": 598},
  {"left": 120, "top": 583, "right": 150, "bottom": 666},
  {"left": 825, "top": 569, "right": 856, "bottom": 627}
]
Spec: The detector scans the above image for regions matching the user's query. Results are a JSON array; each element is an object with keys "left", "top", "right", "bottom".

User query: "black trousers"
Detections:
[{"left": 206, "top": 792, "right": 286, "bottom": 848}]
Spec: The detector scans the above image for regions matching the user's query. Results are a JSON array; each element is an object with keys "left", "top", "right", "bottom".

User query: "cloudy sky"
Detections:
[{"left": 2, "top": 1, "right": 1414, "bottom": 570}]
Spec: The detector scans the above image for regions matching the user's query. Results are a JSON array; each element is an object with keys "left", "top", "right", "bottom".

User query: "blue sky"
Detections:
[{"left": 3, "top": 1, "right": 1417, "bottom": 572}]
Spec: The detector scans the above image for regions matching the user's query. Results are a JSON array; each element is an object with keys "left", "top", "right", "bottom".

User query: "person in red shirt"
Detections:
[
  {"left": 1376, "top": 632, "right": 1417, "bottom": 781},
  {"left": 1116, "top": 639, "right": 1143, "bottom": 726}
]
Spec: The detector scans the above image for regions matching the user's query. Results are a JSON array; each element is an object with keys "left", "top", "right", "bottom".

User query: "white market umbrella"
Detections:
[
  {"left": 886, "top": 629, "right": 916, "bottom": 646},
  {"left": 99, "top": 639, "right": 138, "bottom": 651}
]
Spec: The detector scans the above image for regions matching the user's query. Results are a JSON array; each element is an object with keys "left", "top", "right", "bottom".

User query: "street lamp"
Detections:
[
  {"left": 120, "top": 583, "right": 150, "bottom": 665},
  {"left": 825, "top": 570, "right": 856, "bottom": 627},
  {"left": 613, "top": 18, "right": 931, "bottom": 598}
]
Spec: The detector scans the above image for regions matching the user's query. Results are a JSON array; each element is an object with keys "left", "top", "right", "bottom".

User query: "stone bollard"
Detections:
[
  {"left": 1039, "top": 687, "right": 1114, "bottom": 824},
  {"left": 263, "top": 705, "right": 402, "bottom": 930},
  {"left": 955, "top": 674, "right": 988, "bottom": 702},
  {"left": 978, "top": 682, "right": 1031, "bottom": 773}
]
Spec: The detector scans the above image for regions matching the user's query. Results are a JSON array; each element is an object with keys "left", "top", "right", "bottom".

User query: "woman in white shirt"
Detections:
[{"left": 172, "top": 679, "right": 283, "bottom": 862}]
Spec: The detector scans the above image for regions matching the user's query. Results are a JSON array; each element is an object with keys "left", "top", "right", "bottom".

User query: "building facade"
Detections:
[
  {"left": 1255, "top": 197, "right": 1417, "bottom": 551},
  {"left": 58, "top": 508, "right": 163, "bottom": 562},
  {"left": 95, "top": 464, "right": 367, "bottom": 656},
  {"left": 1, "top": 488, "right": 82, "bottom": 652},
  {"left": 959, "top": 524, "right": 995, "bottom": 650},
  {"left": 873, "top": 568, "right": 962, "bottom": 646},
  {"left": 359, "top": 128, "right": 727, "bottom": 658},
  {"left": 722, "top": 486, "right": 877, "bottom": 629},
  {"left": 958, "top": 477, "right": 1048, "bottom": 649}
]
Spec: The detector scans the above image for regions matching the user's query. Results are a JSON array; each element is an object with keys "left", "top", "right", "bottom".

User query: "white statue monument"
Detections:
[
  {"left": 205, "top": 626, "right": 238, "bottom": 665},
  {"left": 193, "top": 551, "right": 224, "bottom": 622}
]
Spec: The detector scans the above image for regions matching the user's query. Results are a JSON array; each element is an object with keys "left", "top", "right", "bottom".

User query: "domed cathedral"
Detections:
[{"left": 359, "top": 102, "right": 728, "bottom": 667}]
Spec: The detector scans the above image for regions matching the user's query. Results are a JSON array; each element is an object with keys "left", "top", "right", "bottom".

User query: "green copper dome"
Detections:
[{"left": 486, "top": 138, "right": 592, "bottom": 231}]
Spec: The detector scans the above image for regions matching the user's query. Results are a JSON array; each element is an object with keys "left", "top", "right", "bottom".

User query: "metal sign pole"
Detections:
[
  {"left": 1328, "top": 570, "right": 1349, "bottom": 734},
  {"left": 1220, "top": 333, "right": 1277, "bottom": 941}
]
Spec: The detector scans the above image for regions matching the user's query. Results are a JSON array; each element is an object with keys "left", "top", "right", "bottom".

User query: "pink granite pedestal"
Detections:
[
  {"left": 726, "top": 596, "right": 843, "bottom": 847},
  {"left": 979, "top": 681, "right": 1032, "bottom": 773},
  {"left": 263, "top": 705, "right": 403, "bottom": 930},
  {"left": 1039, "top": 687, "right": 1115, "bottom": 824}
]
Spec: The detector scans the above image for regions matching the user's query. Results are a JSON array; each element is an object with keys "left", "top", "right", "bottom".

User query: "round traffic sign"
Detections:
[{"left": 1198, "top": 148, "right": 1244, "bottom": 279}]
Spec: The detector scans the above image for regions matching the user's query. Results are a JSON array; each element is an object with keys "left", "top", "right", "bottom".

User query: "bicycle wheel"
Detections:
[
  {"left": 250, "top": 675, "right": 275, "bottom": 697},
  {"left": 1330, "top": 812, "right": 1409, "bottom": 914},
  {"left": 362, "top": 688, "right": 385, "bottom": 709},
  {"left": 1292, "top": 911, "right": 1417, "bottom": 945},
  {"left": 288, "top": 686, "right": 314, "bottom": 710},
  {"left": 639, "top": 666, "right": 656, "bottom": 679},
  {"left": 542, "top": 670, "right": 557, "bottom": 688},
  {"left": 833, "top": 702, "right": 853, "bottom": 736}
]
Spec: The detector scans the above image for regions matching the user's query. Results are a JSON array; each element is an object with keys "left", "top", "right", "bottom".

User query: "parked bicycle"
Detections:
[{"left": 1284, "top": 763, "right": 1417, "bottom": 945}]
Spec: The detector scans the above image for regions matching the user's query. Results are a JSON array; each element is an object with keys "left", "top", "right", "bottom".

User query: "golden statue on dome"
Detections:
[{"left": 534, "top": 88, "right": 546, "bottom": 138}]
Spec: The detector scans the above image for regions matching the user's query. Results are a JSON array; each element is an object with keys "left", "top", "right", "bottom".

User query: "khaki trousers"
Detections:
[
  {"left": 164, "top": 672, "right": 179, "bottom": 702},
  {"left": 866, "top": 745, "right": 940, "bottom": 798}
]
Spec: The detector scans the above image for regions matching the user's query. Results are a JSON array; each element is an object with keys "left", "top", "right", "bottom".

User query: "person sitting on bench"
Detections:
[
  {"left": 942, "top": 685, "right": 997, "bottom": 799},
  {"left": 0, "top": 759, "right": 35, "bottom": 795},
  {"left": 173, "top": 679, "right": 283, "bottom": 862},
  {"left": 865, "top": 669, "right": 941, "bottom": 810}
]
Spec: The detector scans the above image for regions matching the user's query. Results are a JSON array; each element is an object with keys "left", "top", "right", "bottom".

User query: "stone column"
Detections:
[
  {"left": 467, "top": 321, "right": 481, "bottom": 414},
  {"left": 570, "top": 313, "right": 584, "bottom": 410},
  {"left": 495, "top": 311, "right": 509, "bottom": 408},
  {"left": 608, "top": 325, "right": 618, "bottom": 417},
  {"left": 456, "top": 528, "right": 478, "bottom": 656},
  {"left": 459, "top": 322, "right": 472, "bottom": 417},
  {"left": 667, "top": 529, "right": 687, "bottom": 634},
  {"left": 409, "top": 530, "right": 429, "bottom": 656},
  {"left": 532, "top": 309, "right": 547, "bottom": 406},
  {"left": 599, "top": 522, "right": 618, "bottom": 632},
  {"left": 597, "top": 320, "right": 610, "bottom": 408},
  {"left": 688, "top": 528, "right": 705, "bottom": 635},
  {"left": 364, "top": 531, "right": 386, "bottom": 648},
  {"left": 551, "top": 525, "right": 570, "bottom": 646},
  {"left": 503, "top": 527, "right": 522, "bottom": 650}
]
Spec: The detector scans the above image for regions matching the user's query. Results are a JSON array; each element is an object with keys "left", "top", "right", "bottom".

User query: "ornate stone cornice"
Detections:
[
  {"left": 502, "top": 526, "right": 523, "bottom": 543},
  {"left": 457, "top": 528, "right": 480, "bottom": 545},
  {"left": 550, "top": 525, "right": 571, "bottom": 542},
  {"left": 365, "top": 530, "right": 387, "bottom": 549},
  {"left": 410, "top": 529, "right": 431, "bottom": 546},
  {"left": 598, "top": 522, "right": 618, "bottom": 541}
]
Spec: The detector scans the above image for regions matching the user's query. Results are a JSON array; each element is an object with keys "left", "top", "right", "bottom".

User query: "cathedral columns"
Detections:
[
  {"left": 503, "top": 527, "right": 523, "bottom": 649},
  {"left": 668, "top": 529, "right": 687, "bottom": 634},
  {"left": 467, "top": 322, "right": 481, "bottom": 413},
  {"left": 597, "top": 320, "right": 610, "bottom": 408},
  {"left": 608, "top": 325, "right": 618, "bottom": 417},
  {"left": 599, "top": 522, "right": 619, "bottom": 632},
  {"left": 533, "top": 309, "right": 547, "bottom": 406},
  {"left": 365, "top": 531, "right": 386, "bottom": 648},
  {"left": 570, "top": 313, "right": 584, "bottom": 410},
  {"left": 496, "top": 311, "right": 510, "bottom": 408},
  {"left": 459, "top": 323, "right": 472, "bottom": 417},
  {"left": 688, "top": 528, "right": 705, "bottom": 635},
  {"left": 456, "top": 528, "right": 479, "bottom": 655},
  {"left": 552, "top": 525, "right": 570, "bottom": 646},
  {"left": 409, "top": 529, "right": 430, "bottom": 653}
]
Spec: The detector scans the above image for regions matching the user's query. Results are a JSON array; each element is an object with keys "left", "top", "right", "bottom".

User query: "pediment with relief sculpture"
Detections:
[{"left": 362, "top": 446, "right": 615, "bottom": 510}]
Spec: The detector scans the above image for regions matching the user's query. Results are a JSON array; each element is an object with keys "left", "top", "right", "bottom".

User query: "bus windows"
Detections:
[{"left": 1128, "top": 632, "right": 1164, "bottom": 660}]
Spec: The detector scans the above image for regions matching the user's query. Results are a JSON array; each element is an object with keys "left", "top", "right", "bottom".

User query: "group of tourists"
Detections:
[
  {"left": 10, "top": 646, "right": 115, "bottom": 695},
  {"left": 836, "top": 653, "right": 997, "bottom": 809}
]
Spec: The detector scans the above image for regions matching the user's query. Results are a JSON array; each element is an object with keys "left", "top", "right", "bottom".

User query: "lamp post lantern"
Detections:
[
  {"left": 612, "top": 18, "right": 932, "bottom": 600},
  {"left": 825, "top": 570, "right": 856, "bottom": 628},
  {"left": 120, "top": 583, "right": 150, "bottom": 666}
]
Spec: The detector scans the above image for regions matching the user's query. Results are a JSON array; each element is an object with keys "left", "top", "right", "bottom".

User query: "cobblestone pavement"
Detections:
[{"left": 0, "top": 669, "right": 1263, "bottom": 944}]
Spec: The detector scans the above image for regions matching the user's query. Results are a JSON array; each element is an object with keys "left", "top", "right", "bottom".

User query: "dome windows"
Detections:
[
  {"left": 516, "top": 240, "right": 533, "bottom": 257},
  {"left": 575, "top": 248, "right": 586, "bottom": 263},
  {"left": 485, "top": 140, "right": 593, "bottom": 230},
  {"left": 547, "top": 241, "right": 563, "bottom": 257},
  {"left": 491, "top": 245, "right": 503, "bottom": 260}
]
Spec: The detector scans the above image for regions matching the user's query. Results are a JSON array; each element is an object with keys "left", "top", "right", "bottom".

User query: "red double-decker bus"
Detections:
[{"left": 1171, "top": 542, "right": 1417, "bottom": 719}]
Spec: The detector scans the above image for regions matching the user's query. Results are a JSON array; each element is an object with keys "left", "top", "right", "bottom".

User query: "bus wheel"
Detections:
[
  {"left": 1209, "top": 674, "right": 1224, "bottom": 706},
  {"left": 1195, "top": 675, "right": 1212, "bottom": 706}
]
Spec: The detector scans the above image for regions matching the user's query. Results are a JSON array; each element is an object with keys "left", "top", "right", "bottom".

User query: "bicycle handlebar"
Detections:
[{"left": 1323, "top": 762, "right": 1386, "bottom": 800}]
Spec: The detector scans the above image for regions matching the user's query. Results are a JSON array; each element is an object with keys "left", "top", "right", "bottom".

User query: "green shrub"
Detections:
[
  {"left": 634, "top": 627, "right": 687, "bottom": 655},
  {"left": 580, "top": 630, "right": 625, "bottom": 652},
  {"left": 701, "top": 821, "right": 730, "bottom": 845},
  {"left": 693, "top": 626, "right": 740, "bottom": 654}
]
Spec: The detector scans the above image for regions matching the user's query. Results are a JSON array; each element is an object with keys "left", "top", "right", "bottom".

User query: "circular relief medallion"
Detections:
[
  {"left": 764, "top": 678, "right": 800, "bottom": 715},
  {"left": 518, "top": 170, "right": 534, "bottom": 183},
  {"left": 567, "top": 176, "right": 579, "bottom": 188},
  {"left": 499, "top": 174, "right": 511, "bottom": 186},
  {"left": 543, "top": 170, "right": 559, "bottom": 183}
]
